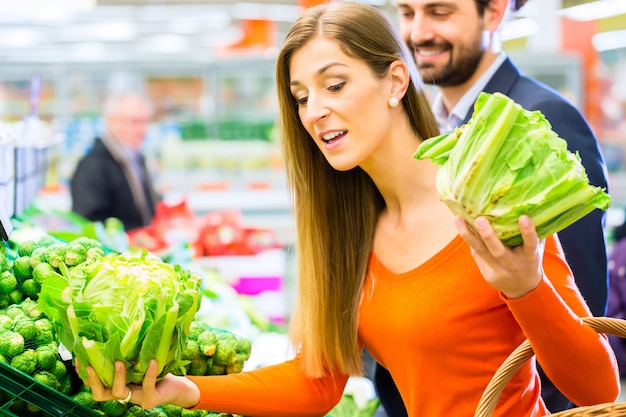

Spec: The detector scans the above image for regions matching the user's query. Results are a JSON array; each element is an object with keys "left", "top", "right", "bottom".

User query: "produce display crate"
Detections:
[{"left": 0, "top": 361, "right": 99, "bottom": 417}]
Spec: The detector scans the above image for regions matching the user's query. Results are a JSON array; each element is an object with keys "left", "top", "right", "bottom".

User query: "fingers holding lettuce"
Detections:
[{"left": 81, "top": 358, "right": 201, "bottom": 410}]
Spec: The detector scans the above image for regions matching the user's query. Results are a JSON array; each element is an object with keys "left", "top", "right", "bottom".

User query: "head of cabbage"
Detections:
[
  {"left": 414, "top": 92, "right": 611, "bottom": 246},
  {"left": 38, "top": 250, "right": 202, "bottom": 387}
]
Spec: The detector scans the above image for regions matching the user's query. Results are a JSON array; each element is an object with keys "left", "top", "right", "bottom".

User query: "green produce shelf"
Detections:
[{"left": 0, "top": 361, "right": 99, "bottom": 417}]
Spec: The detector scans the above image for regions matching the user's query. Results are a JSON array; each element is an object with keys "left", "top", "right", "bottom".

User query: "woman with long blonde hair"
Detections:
[{"left": 81, "top": 2, "right": 619, "bottom": 416}]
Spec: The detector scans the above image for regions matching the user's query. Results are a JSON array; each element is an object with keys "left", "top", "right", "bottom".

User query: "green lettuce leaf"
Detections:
[{"left": 414, "top": 91, "right": 611, "bottom": 246}]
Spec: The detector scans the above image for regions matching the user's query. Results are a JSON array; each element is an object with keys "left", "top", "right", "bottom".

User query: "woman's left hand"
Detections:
[
  {"left": 83, "top": 359, "right": 200, "bottom": 410},
  {"left": 455, "top": 214, "right": 544, "bottom": 299}
]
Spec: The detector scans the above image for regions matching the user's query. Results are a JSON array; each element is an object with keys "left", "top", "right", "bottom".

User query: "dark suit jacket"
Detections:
[
  {"left": 477, "top": 58, "right": 609, "bottom": 317},
  {"left": 70, "top": 137, "right": 158, "bottom": 231}
]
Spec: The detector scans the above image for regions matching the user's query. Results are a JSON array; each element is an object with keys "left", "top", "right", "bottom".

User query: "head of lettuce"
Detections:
[
  {"left": 37, "top": 250, "right": 202, "bottom": 387},
  {"left": 414, "top": 91, "right": 610, "bottom": 247}
]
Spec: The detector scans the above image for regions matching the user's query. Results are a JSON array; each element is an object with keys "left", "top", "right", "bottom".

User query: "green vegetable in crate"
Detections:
[
  {"left": 33, "top": 370, "right": 62, "bottom": 391},
  {"left": 37, "top": 250, "right": 203, "bottom": 388},
  {"left": 45, "top": 243, "right": 68, "bottom": 269},
  {"left": 17, "top": 239, "right": 38, "bottom": 257},
  {"left": 51, "top": 358, "right": 68, "bottom": 380},
  {"left": 73, "top": 389, "right": 98, "bottom": 409},
  {"left": 0, "top": 252, "right": 9, "bottom": 272},
  {"left": 160, "top": 404, "right": 183, "bottom": 417},
  {"left": 197, "top": 329, "right": 217, "bottom": 356},
  {"left": 0, "top": 271, "right": 17, "bottom": 294},
  {"left": 64, "top": 242, "right": 87, "bottom": 266},
  {"left": 34, "top": 317, "right": 54, "bottom": 344},
  {"left": 13, "top": 256, "right": 33, "bottom": 281},
  {"left": 36, "top": 343, "right": 58, "bottom": 370},
  {"left": 5, "top": 304, "right": 24, "bottom": 319},
  {"left": 414, "top": 91, "right": 611, "bottom": 246},
  {"left": 10, "top": 348, "right": 37, "bottom": 374},
  {"left": 29, "top": 246, "right": 48, "bottom": 269},
  {"left": 0, "top": 314, "right": 12, "bottom": 331},
  {"left": 13, "top": 315, "right": 38, "bottom": 340},
  {"left": 21, "top": 278, "right": 41, "bottom": 300},
  {"left": 0, "top": 330, "right": 24, "bottom": 357},
  {"left": 33, "top": 261, "right": 56, "bottom": 286},
  {"left": 100, "top": 399, "right": 130, "bottom": 417}
]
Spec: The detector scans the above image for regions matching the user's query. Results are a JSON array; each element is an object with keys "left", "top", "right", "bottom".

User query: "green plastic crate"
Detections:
[{"left": 0, "top": 361, "right": 99, "bottom": 417}]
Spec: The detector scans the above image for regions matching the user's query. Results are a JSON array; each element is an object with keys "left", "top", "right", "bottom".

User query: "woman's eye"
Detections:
[
  {"left": 328, "top": 82, "right": 345, "bottom": 92},
  {"left": 296, "top": 96, "right": 308, "bottom": 106}
]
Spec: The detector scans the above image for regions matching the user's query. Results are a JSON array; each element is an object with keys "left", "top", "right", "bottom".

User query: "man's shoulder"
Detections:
[{"left": 488, "top": 58, "right": 578, "bottom": 111}]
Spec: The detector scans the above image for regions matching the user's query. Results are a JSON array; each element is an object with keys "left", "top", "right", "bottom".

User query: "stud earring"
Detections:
[{"left": 388, "top": 97, "right": 399, "bottom": 108}]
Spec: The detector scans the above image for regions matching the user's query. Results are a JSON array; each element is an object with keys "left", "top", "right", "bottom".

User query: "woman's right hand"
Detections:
[{"left": 83, "top": 359, "right": 201, "bottom": 410}]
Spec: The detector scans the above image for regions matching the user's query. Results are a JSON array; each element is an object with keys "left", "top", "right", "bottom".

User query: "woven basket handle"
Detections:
[{"left": 474, "top": 316, "right": 626, "bottom": 417}]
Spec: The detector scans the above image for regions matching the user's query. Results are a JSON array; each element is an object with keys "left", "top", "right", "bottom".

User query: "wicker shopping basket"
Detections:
[{"left": 474, "top": 316, "right": 626, "bottom": 417}]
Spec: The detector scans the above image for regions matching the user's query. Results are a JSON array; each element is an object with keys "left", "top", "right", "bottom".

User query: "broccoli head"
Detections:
[
  {"left": 0, "top": 330, "right": 25, "bottom": 357},
  {"left": 0, "top": 271, "right": 18, "bottom": 295}
]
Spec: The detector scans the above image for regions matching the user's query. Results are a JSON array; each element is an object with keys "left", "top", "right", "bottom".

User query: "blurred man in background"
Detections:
[
  {"left": 70, "top": 92, "right": 159, "bottom": 231},
  {"left": 373, "top": 0, "right": 610, "bottom": 414}
]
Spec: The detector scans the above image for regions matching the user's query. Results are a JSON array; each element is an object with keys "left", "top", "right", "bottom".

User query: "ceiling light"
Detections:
[
  {"left": 0, "top": 0, "right": 95, "bottom": 13},
  {"left": 592, "top": 30, "right": 626, "bottom": 51},
  {"left": 557, "top": 0, "right": 626, "bottom": 21}
]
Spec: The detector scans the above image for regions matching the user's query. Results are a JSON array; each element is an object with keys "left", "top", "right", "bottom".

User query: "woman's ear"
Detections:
[{"left": 389, "top": 60, "right": 410, "bottom": 102}]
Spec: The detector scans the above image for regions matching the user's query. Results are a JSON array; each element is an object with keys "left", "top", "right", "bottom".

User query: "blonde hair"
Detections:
[{"left": 276, "top": 1, "right": 439, "bottom": 377}]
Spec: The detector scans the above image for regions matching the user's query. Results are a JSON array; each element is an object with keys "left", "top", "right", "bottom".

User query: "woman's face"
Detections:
[{"left": 289, "top": 36, "right": 395, "bottom": 171}]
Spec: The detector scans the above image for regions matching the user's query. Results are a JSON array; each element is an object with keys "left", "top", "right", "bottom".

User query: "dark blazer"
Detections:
[
  {"left": 374, "top": 58, "right": 610, "bottom": 417},
  {"left": 70, "top": 137, "right": 158, "bottom": 231}
]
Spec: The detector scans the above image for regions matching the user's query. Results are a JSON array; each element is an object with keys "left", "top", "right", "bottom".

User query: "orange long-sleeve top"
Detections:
[{"left": 187, "top": 235, "right": 619, "bottom": 417}]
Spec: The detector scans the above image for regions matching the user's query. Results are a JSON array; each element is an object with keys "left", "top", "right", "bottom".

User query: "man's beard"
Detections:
[{"left": 408, "top": 39, "right": 484, "bottom": 87}]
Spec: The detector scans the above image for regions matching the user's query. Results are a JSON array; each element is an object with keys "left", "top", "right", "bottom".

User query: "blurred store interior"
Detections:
[
  {"left": 0, "top": 1, "right": 624, "bottom": 412},
  {"left": 0, "top": 0, "right": 625, "bottom": 240}
]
